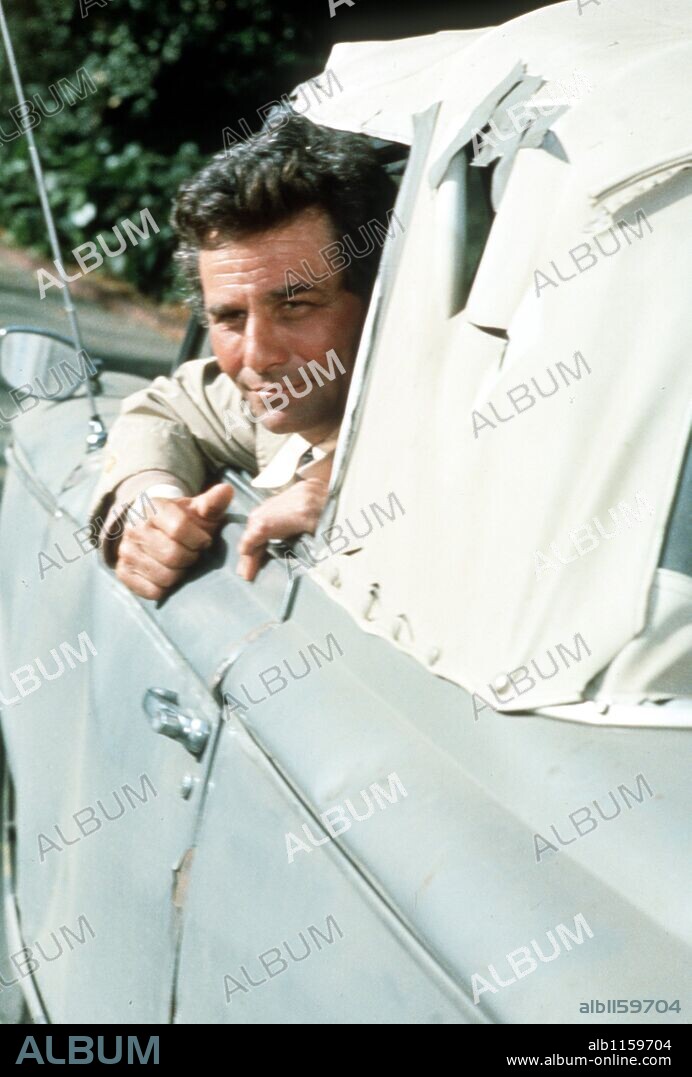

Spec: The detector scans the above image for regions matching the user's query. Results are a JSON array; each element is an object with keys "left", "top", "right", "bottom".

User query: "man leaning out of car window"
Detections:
[{"left": 89, "top": 111, "right": 397, "bottom": 600}]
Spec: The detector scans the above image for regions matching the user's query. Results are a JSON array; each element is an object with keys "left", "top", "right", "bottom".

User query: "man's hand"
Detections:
[
  {"left": 236, "top": 475, "right": 328, "bottom": 581},
  {"left": 116, "top": 483, "right": 233, "bottom": 600}
]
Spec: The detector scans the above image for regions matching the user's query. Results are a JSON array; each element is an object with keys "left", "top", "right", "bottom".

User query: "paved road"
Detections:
[{"left": 0, "top": 244, "right": 184, "bottom": 368}]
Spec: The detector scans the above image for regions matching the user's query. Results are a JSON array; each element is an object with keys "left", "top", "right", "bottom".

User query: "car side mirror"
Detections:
[{"left": 0, "top": 327, "right": 100, "bottom": 402}]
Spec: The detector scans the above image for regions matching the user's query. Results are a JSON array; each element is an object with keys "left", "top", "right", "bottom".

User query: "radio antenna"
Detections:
[{"left": 0, "top": 0, "right": 106, "bottom": 450}]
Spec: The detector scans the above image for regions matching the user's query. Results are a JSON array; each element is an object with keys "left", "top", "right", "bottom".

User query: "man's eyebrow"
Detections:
[
  {"left": 207, "top": 283, "right": 327, "bottom": 318},
  {"left": 207, "top": 303, "right": 243, "bottom": 319},
  {"left": 270, "top": 282, "right": 321, "bottom": 300}
]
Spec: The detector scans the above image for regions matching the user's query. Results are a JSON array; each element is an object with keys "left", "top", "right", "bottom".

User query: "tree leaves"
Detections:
[{"left": 0, "top": 0, "right": 323, "bottom": 299}]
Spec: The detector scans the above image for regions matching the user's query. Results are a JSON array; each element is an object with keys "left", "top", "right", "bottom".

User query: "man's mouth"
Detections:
[
  {"left": 244, "top": 384, "right": 296, "bottom": 418},
  {"left": 244, "top": 367, "right": 313, "bottom": 393},
  {"left": 249, "top": 377, "right": 311, "bottom": 401}
]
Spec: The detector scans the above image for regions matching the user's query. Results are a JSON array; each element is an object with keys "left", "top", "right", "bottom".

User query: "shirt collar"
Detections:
[{"left": 251, "top": 430, "right": 338, "bottom": 490}]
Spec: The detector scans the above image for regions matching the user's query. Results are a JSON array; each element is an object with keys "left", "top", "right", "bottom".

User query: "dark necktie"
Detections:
[{"left": 298, "top": 446, "right": 315, "bottom": 469}]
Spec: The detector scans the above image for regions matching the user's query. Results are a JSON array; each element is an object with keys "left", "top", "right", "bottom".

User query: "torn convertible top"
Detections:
[{"left": 294, "top": 0, "right": 692, "bottom": 715}]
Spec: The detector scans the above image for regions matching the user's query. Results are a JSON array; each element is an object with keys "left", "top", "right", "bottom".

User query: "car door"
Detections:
[
  {"left": 0, "top": 377, "right": 291, "bottom": 1023},
  {"left": 171, "top": 565, "right": 484, "bottom": 1023},
  {"left": 53, "top": 463, "right": 293, "bottom": 1024},
  {"left": 172, "top": 568, "right": 691, "bottom": 1024}
]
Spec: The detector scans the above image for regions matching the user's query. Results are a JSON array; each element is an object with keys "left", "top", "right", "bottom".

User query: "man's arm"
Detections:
[
  {"left": 90, "top": 358, "right": 334, "bottom": 595},
  {"left": 89, "top": 356, "right": 258, "bottom": 534},
  {"left": 115, "top": 483, "right": 233, "bottom": 601},
  {"left": 116, "top": 453, "right": 334, "bottom": 595},
  {"left": 236, "top": 452, "right": 334, "bottom": 580}
]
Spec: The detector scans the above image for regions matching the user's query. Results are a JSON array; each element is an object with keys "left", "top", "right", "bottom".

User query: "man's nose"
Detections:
[{"left": 242, "top": 315, "right": 289, "bottom": 376}]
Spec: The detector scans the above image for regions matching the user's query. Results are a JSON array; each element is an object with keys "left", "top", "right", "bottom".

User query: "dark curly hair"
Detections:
[{"left": 172, "top": 111, "right": 398, "bottom": 319}]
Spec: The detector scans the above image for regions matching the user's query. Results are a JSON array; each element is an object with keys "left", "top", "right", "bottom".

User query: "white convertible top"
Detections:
[{"left": 294, "top": 0, "right": 692, "bottom": 715}]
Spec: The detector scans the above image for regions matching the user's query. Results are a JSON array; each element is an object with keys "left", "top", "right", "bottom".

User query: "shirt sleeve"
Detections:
[{"left": 88, "top": 356, "right": 258, "bottom": 529}]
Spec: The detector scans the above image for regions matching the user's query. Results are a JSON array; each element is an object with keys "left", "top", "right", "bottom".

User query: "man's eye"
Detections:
[{"left": 283, "top": 300, "right": 311, "bottom": 311}]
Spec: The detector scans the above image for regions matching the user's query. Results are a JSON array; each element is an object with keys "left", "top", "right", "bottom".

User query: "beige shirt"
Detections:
[{"left": 89, "top": 357, "right": 337, "bottom": 563}]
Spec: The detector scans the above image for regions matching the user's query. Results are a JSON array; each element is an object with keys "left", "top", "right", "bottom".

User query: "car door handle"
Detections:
[{"left": 142, "top": 687, "right": 211, "bottom": 758}]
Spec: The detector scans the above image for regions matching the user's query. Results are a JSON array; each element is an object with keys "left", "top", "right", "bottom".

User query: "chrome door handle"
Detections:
[{"left": 142, "top": 687, "right": 211, "bottom": 758}]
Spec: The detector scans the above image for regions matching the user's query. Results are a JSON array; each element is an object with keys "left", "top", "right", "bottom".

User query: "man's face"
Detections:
[{"left": 200, "top": 207, "right": 367, "bottom": 440}]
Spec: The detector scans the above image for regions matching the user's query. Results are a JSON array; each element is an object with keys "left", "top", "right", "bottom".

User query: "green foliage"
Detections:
[{"left": 0, "top": 0, "right": 323, "bottom": 300}]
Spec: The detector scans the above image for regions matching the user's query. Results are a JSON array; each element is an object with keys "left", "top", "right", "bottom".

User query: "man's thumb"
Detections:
[{"left": 190, "top": 483, "right": 234, "bottom": 521}]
